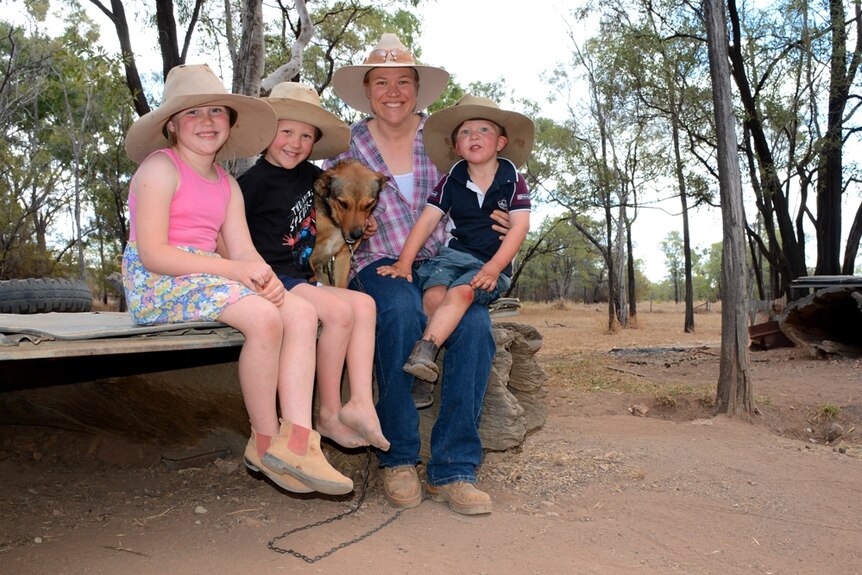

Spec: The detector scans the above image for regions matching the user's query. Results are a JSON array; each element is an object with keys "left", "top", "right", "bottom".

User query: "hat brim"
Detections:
[
  {"left": 422, "top": 105, "right": 535, "bottom": 172},
  {"left": 332, "top": 64, "right": 450, "bottom": 116},
  {"left": 263, "top": 98, "right": 350, "bottom": 160},
  {"left": 125, "top": 94, "right": 277, "bottom": 164}
]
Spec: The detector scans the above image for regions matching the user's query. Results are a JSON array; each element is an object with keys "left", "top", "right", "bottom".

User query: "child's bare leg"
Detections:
[
  {"left": 404, "top": 285, "right": 475, "bottom": 384},
  {"left": 422, "top": 285, "right": 447, "bottom": 318},
  {"left": 273, "top": 290, "right": 318, "bottom": 429},
  {"left": 422, "top": 284, "right": 474, "bottom": 347},
  {"left": 333, "top": 288, "right": 389, "bottom": 450},
  {"left": 292, "top": 284, "right": 366, "bottom": 448},
  {"left": 218, "top": 295, "right": 285, "bottom": 437}
]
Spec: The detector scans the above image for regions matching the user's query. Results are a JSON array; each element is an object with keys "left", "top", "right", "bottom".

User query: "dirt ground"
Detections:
[{"left": 1, "top": 302, "right": 861, "bottom": 575}]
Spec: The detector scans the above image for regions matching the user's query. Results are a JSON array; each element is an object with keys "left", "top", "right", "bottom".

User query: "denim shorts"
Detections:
[
  {"left": 414, "top": 245, "right": 510, "bottom": 307},
  {"left": 278, "top": 274, "right": 313, "bottom": 291}
]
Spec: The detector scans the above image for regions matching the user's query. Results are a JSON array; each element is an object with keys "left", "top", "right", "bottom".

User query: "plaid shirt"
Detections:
[{"left": 323, "top": 115, "right": 448, "bottom": 274}]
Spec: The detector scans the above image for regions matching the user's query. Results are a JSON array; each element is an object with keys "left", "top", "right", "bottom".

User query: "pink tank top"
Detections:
[{"left": 128, "top": 148, "right": 231, "bottom": 252}]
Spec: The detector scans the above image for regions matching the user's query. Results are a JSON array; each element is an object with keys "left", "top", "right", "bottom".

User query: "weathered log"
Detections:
[
  {"left": 779, "top": 286, "right": 862, "bottom": 358},
  {"left": 1, "top": 322, "right": 549, "bottom": 459},
  {"left": 418, "top": 321, "right": 548, "bottom": 455}
]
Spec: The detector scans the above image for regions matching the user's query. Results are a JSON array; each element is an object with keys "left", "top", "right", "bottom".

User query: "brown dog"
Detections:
[{"left": 310, "top": 159, "right": 388, "bottom": 288}]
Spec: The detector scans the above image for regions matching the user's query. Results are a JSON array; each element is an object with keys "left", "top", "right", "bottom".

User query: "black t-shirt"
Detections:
[{"left": 237, "top": 157, "right": 321, "bottom": 280}]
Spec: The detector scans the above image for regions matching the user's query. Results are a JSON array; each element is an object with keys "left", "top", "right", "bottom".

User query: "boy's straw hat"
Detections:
[
  {"left": 263, "top": 82, "right": 350, "bottom": 160},
  {"left": 423, "top": 95, "right": 535, "bottom": 172},
  {"left": 125, "top": 63, "right": 277, "bottom": 164},
  {"left": 332, "top": 33, "right": 450, "bottom": 116}
]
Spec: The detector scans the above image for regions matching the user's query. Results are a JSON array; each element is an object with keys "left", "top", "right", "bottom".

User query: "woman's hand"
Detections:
[
  {"left": 490, "top": 209, "right": 511, "bottom": 240},
  {"left": 362, "top": 215, "right": 378, "bottom": 240}
]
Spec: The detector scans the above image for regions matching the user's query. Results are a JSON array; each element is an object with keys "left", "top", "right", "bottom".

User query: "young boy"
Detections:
[
  {"left": 377, "top": 95, "right": 534, "bottom": 407},
  {"left": 238, "top": 82, "right": 389, "bottom": 452}
]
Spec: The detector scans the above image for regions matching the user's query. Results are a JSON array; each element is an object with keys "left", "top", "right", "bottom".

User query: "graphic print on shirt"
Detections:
[{"left": 281, "top": 191, "right": 316, "bottom": 271}]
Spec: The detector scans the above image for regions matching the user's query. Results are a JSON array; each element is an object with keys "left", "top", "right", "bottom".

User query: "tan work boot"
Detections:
[
  {"left": 402, "top": 339, "right": 440, "bottom": 382},
  {"left": 263, "top": 420, "right": 354, "bottom": 496},
  {"left": 243, "top": 429, "right": 312, "bottom": 494},
  {"left": 426, "top": 481, "right": 492, "bottom": 515},
  {"left": 380, "top": 466, "right": 422, "bottom": 509}
]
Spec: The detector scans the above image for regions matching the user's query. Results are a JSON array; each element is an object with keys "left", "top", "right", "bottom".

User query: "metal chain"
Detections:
[
  {"left": 267, "top": 447, "right": 405, "bottom": 564},
  {"left": 268, "top": 247, "right": 400, "bottom": 563}
]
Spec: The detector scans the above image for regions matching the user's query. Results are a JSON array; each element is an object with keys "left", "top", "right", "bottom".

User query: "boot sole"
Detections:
[
  {"left": 427, "top": 488, "right": 493, "bottom": 515},
  {"left": 412, "top": 395, "right": 434, "bottom": 409},
  {"left": 403, "top": 362, "right": 439, "bottom": 382},
  {"left": 384, "top": 489, "right": 423, "bottom": 509},
  {"left": 262, "top": 453, "right": 354, "bottom": 496},
  {"left": 244, "top": 457, "right": 314, "bottom": 494}
]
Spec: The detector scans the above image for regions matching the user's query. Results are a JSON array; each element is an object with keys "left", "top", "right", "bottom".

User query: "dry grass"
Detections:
[{"left": 517, "top": 300, "right": 723, "bottom": 356}]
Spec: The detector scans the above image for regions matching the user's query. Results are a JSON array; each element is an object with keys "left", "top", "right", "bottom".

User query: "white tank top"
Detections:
[{"left": 393, "top": 172, "right": 414, "bottom": 203}]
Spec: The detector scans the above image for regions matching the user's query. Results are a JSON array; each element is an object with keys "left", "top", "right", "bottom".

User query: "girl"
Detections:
[{"left": 122, "top": 64, "right": 352, "bottom": 496}]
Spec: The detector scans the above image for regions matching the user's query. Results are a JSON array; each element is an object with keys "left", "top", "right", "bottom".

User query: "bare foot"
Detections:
[
  {"left": 316, "top": 411, "right": 368, "bottom": 449},
  {"left": 340, "top": 400, "right": 390, "bottom": 451}
]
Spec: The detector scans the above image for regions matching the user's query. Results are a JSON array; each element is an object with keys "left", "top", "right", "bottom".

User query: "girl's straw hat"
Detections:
[
  {"left": 125, "top": 64, "right": 277, "bottom": 164},
  {"left": 423, "top": 94, "right": 535, "bottom": 172},
  {"left": 332, "top": 33, "right": 450, "bottom": 116},
  {"left": 262, "top": 82, "right": 350, "bottom": 160}
]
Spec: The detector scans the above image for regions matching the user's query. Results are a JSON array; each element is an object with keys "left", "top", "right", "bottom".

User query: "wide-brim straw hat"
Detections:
[
  {"left": 262, "top": 82, "right": 349, "bottom": 160},
  {"left": 332, "top": 33, "right": 450, "bottom": 116},
  {"left": 423, "top": 94, "right": 535, "bottom": 172},
  {"left": 125, "top": 63, "right": 277, "bottom": 164}
]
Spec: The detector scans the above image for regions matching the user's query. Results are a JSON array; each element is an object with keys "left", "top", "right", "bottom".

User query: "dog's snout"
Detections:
[{"left": 347, "top": 227, "right": 365, "bottom": 242}]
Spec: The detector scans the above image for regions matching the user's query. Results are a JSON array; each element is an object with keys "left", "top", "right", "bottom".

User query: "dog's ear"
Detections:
[
  {"left": 374, "top": 173, "right": 389, "bottom": 197},
  {"left": 314, "top": 170, "right": 332, "bottom": 197}
]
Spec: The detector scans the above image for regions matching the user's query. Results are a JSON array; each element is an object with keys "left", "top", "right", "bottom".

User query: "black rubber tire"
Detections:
[{"left": 0, "top": 278, "right": 93, "bottom": 314}]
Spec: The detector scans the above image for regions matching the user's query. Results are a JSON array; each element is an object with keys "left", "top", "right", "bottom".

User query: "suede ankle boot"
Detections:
[
  {"left": 402, "top": 339, "right": 440, "bottom": 382},
  {"left": 243, "top": 428, "right": 312, "bottom": 494},
  {"left": 263, "top": 420, "right": 354, "bottom": 496},
  {"left": 411, "top": 377, "right": 435, "bottom": 409}
]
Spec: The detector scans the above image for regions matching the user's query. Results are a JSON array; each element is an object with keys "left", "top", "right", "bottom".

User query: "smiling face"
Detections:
[
  {"left": 165, "top": 105, "right": 232, "bottom": 157},
  {"left": 453, "top": 119, "right": 507, "bottom": 167},
  {"left": 363, "top": 67, "right": 419, "bottom": 123},
  {"left": 264, "top": 119, "right": 318, "bottom": 170}
]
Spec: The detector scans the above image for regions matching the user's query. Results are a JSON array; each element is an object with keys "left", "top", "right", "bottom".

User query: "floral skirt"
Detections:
[{"left": 122, "top": 242, "right": 256, "bottom": 325}]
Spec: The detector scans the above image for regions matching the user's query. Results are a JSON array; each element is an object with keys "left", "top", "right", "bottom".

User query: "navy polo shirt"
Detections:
[{"left": 427, "top": 158, "right": 531, "bottom": 277}]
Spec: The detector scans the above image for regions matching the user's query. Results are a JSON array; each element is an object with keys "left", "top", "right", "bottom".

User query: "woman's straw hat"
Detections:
[
  {"left": 332, "top": 33, "right": 450, "bottom": 116},
  {"left": 125, "top": 63, "right": 277, "bottom": 164}
]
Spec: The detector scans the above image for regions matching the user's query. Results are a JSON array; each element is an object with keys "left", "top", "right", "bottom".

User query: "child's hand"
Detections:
[
  {"left": 470, "top": 263, "right": 500, "bottom": 292},
  {"left": 234, "top": 261, "right": 276, "bottom": 292},
  {"left": 376, "top": 261, "right": 413, "bottom": 282},
  {"left": 256, "top": 274, "right": 285, "bottom": 306}
]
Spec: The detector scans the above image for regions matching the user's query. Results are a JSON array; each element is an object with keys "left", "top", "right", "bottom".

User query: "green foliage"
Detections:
[
  {"left": 514, "top": 215, "right": 605, "bottom": 302},
  {"left": 0, "top": 5, "right": 133, "bottom": 282}
]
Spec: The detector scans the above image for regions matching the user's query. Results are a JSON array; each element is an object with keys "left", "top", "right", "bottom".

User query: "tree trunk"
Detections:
[
  {"left": 626, "top": 221, "right": 637, "bottom": 320},
  {"left": 843, "top": 201, "right": 862, "bottom": 274},
  {"left": 229, "top": 0, "right": 265, "bottom": 176},
  {"left": 670, "top": 89, "right": 695, "bottom": 332},
  {"left": 727, "top": 0, "right": 806, "bottom": 295},
  {"left": 816, "top": 0, "right": 862, "bottom": 275},
  {"left": 705, "top": 0, "right": 754, "bottom": 418}
]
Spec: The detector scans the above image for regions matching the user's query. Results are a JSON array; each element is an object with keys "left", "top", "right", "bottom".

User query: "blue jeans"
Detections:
[{"left": 351, "top": 258, "right": 495, "bottom": 486}]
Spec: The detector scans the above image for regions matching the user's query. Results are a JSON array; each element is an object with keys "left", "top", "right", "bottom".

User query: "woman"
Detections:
[{"left": 325, "top": 34, "right": 504, "bottom": 515}]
